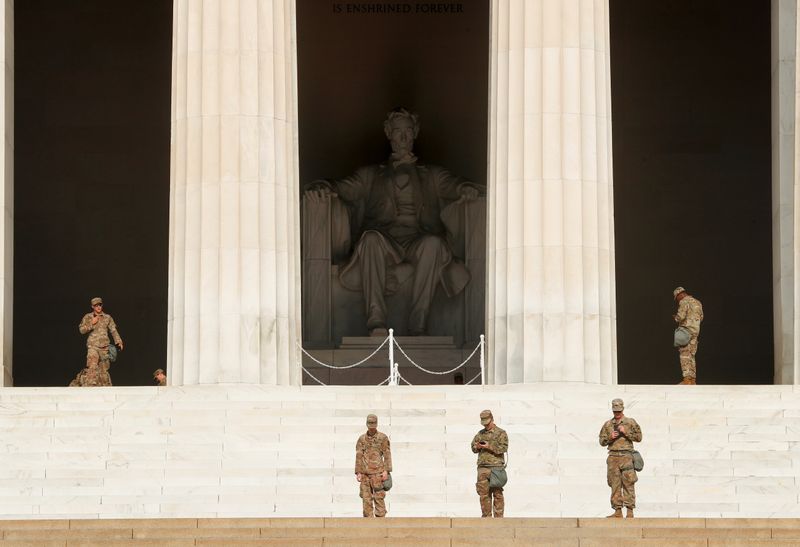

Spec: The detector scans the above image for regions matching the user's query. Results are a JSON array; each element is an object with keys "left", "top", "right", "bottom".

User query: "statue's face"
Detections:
[{"left": 387, "top": 117, "right": 415, "bottom": 155}]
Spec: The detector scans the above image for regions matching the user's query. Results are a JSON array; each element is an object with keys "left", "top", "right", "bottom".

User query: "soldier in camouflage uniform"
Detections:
[
  {"left": 673, "top": 286, "right": 703, "bottom": 385},
  {"left": 355, "top": 414, "right": 392, "bottom": 517},
  {"left": 153, "top": 369, "right": 167, "bottom": 386},
  {"left": 598, "top": 398, "right": 642, "bottom": 518},
  {"left": 69, "top": 297, "right": 123, "bottom": 387},
  {"left": 471, "top": 409, "right": 508, "bottom": 518}
]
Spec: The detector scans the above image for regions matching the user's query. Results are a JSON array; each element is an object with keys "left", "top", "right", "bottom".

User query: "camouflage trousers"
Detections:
[
  {"left": 476, "top": 467, "right": 504, "bottom": 518},
  {"left": 69, "top": 346, "right": 112, "bottom": 387},
  {"left": 607, "top": 454, "right": 637, "bottom": 509},
  {"left": 678, "top": 336, "right": 699, "bottom": 379},
  {"left": 359, "top": 473, "right": 387, "bottom": 517}
]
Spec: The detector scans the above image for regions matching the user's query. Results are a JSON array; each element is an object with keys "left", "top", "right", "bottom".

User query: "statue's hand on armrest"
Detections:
[
  {"left": 455, "top": 183, "right": 480, "bottom": 204},
  {"left": 303, "top": 181, "right": 337, "bottom": 203}
]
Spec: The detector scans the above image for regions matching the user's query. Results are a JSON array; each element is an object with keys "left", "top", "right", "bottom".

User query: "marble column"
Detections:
[
  {"left": 772, "top": 0, "right": 800, "bottom": 384},
  {"left": 487, "top": 0, "right": 616, "bottom": 384},
  {"left": 168, "top": 0, "right": 301, "bottom": 385},
  {"left": 0, "top": 0, "right": 11, "bottom": 387}
]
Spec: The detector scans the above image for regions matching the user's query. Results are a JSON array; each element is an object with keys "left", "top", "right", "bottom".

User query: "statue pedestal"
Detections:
[
  {"left": 339, "top": 336, "right": 456, "bottom": 350},
  {"left": 302, "top": 336, "right": 480, "bottom": 385}
]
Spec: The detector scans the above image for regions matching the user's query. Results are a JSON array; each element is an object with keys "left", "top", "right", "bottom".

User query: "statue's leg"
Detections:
[
  {"left": 406, "top": 235, "right": 450, "bottom": 335},
  {"left": 358, "top": 231, "right": 390, "bottom": 332}
]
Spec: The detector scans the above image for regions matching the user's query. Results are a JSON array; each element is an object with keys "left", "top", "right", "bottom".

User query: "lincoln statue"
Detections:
[{"left": 304, "top": 108, "right": 484, "bottom": 337}]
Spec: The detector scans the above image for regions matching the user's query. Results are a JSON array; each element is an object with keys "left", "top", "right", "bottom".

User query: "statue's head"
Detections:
[{"left": 383, "top": 107, "right": 420, "bottom": 156}]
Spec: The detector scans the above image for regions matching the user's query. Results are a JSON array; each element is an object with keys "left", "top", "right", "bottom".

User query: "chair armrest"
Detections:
[{"left": 302, "top": 195, "right": 351, "bottom": 264}]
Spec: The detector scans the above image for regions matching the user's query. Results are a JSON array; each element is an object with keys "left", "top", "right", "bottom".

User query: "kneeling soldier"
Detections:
[
  {"left": 599, "top": 398, "right": 642, "bottom": 518},
  {"left": 355, "top": 414, "right": 392, "bottom": 517}
]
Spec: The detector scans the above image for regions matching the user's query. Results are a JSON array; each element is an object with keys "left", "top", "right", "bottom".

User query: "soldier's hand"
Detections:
[
  {"left": 117, "top": 341, "right": 124, "bottom": 351},
  {"left": 356, "top": 473, "right": 362, "bottom": 482},
  {"left": 611, "top": 430, "right": 619, "bottom": 440},
  {"left": 381, "top": 471, "right": 388, "bottom": 481},
  {"left": 617, "top": 425, "right": 626, "bottom": 435},
  {"left": 91, "top": 316, "right": 99, "bottom": 325}
]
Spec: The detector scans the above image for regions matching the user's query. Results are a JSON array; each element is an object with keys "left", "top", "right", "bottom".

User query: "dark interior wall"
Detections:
[
  {"left": 296, "top": 0, "right": 489, "bottom": 189},
  {"left": 610, "top": 0, "right": 773, "bottom": 384},
  {"left": 14, "top": 1, "right": 172, "bottom": 386}
]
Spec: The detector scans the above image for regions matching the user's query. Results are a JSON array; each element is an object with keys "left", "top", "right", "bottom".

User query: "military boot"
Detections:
[
  {"left": 626, "top": 508, "right": 634, "bottom": 518},
  {"left": 678, "top": 377, "right": 695, "bottom": 385},
  {"left": 606, "top": 509, "right": 622, "bottom": 518}
]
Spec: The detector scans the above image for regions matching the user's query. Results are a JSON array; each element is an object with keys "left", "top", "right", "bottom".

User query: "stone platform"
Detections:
[{"left": 0, "top": 384, "right": 798, "bottom": 519}]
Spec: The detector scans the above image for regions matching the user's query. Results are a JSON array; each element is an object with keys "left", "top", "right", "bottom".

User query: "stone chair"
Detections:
[{"left": 302, "top": 195, "right": 486, "bottom": 348}]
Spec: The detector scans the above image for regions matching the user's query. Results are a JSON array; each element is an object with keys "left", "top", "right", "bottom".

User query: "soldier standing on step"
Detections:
[
  {"left": 69, "top": 297, "right": 123, "bottom": 387},
  {"left": 673, "top": 286, "right": 703, "bottom": 385},
  {"left": 471, "top": 409, "right": 508, "bottom": 517},
  {"left": 355, "top": 414, "right": 392, "bottom": 517},
  {"left": 599, "top": 398, "right": 642, "bottom": 518}
]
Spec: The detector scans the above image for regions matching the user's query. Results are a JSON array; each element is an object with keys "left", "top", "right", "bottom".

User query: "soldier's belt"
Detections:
[{"left": 608, "top": 450, "right": 633, "bottom": 454}]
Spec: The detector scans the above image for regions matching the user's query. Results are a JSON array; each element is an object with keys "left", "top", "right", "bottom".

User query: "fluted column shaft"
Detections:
[
  {"left": 488, "top": 0, "right": 616, "bottom": 384},
  {"left": 0, "top": 0, "right": 11, "bottom": 387},
  {"left": 772, "top": 0, "right": 800, "bottom": 384},
  {"left": 169, "top": 0, "right": 301, "bottom": 385}
]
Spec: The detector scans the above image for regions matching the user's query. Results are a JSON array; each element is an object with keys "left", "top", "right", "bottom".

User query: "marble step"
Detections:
[
  {"left": 0, "top": 384, "right": 799, "bottom": 518},
  {"left": 0, "top": 517, "right": 799, "bottom": 547}
]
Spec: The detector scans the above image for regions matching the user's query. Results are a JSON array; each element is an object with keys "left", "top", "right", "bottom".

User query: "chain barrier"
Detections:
[
  {"left": 300, "top": 329, "right": 485, "bottom": 386},
  {"left": 393, "top": 337, "right": 481, "bottom": 376},
  {"left": 304, "top": 366, "right": 393, "bottom": 387},
  {"left": 297, "top": 334, "right": 389, "bottom": 369},
  {"left": 396, "top": 369, "right": 413, "bottom": 385},
  {"left": 464, "top": 370, "right": 483, "bottom": 385},
  {"left": 301, "top": 366, "right": 326, "bottom": 386}
]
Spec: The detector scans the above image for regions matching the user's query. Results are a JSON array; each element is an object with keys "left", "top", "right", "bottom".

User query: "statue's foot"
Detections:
[{"left": 369, "top": 327, "right": 388, "bottom": 337}]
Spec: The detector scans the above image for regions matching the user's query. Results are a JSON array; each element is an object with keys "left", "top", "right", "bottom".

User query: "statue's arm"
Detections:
[
  {"left": 430, "top": 165, "right": 485, "bottom": 201},
  {"left": 304, "top": 167, "right": 372, "bottom": 204}
]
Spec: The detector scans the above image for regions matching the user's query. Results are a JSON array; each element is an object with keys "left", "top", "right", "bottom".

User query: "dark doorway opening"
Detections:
[
  {"left": 610, "top": 0, "right": 772, "bottom": 384},
  {"left": 14, "top": 0, "right": 172, "bottom": 386}
]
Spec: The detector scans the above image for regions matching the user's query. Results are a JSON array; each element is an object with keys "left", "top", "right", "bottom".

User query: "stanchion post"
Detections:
[
  {"left": 388, "top": 329, "right": 396, "bottom": 386},
  {"left": 479, "top": 334, "right": 485, "bottom": 386}
]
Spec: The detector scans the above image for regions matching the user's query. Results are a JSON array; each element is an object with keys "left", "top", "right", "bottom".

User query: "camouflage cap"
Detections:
[
  {"left": 611, "top": 398, "right": 624, "bottom": 411},
  {"left": 153, "top": 369, "right": 165, "bottom": 378},
  {"left": 672, "top": 286, "right": 686, "bottom": 299},
  {"left": 366, "top": 414, "right": 378, "bottom": 425},
  {"left": 480, "top": 409, "right": 493, "bottom": 425},
  {"left": 90, "top": 297, "right": 103, "bottom": 306}
]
